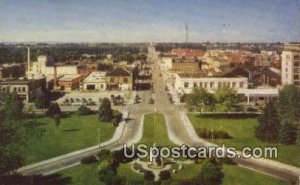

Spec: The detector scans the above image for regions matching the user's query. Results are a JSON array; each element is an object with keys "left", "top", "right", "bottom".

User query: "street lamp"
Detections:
[
  {"left": 98, "top": 128, "right": 101, "bottom": 148},
  {"left": 211, "top": 129, "right": 214, "bottom": 142}
]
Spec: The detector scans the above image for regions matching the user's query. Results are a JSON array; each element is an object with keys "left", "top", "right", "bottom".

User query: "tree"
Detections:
[
  {"left": 144, "top": 170, "right": 155, "bottom": 182},
  {"left": 34, "top": 89, "right": 46, "bottom": 110},
  {"left": 279, "top": 122, "right": 297, "bottom": 144},
  {"left": 278, "top": 85, "right": 300, "bottom": 145},
  {"left": 194, "top": 159, "right": 224, "bottom": 185},
  {"left": 0, "top": 92, "right": 26, "bottom": 173},
  {"left": 0, "top": 92, "right": 23, "bottom": 121},
  {"left": 278, "top": 85, "right": 300, "bottom": 125},
  {"left": 255, "top": 101, "right": 280, "bottom": 142},
  {"left": 215, "top": 87, "right": 240, "bottom": 112},
  {"left": 186, "top": 88, "right": 215, "bottom": 112},
  {"left": 53, "top": 114, "right": 61, "bottom": 127},
  {"left": 98, "top": 98, "right": 113, "bottom": 122},
  {"left": 159, "top": 170, "right": 171, "bottom": 181},
  {"left": 77, "top": 105, "right": 92, "bottom": 115},
  {"left": 46, "top": 103, "right": 61, "bottom": 117}
]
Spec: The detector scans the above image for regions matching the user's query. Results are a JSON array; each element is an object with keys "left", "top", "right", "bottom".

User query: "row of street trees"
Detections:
[
  {"left": 256, "top": 85, "right": 300, "bottom": 145},
  {"left": 185, "top": 86, "right": 242, "bottom": 112}
]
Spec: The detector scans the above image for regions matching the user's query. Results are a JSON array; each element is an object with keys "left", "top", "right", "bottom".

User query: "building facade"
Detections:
[
  {"left": 106, "top": 67, "right": 133, "bottom": 91},
  {"left": 82, "top": 71, "right": 107, "bottom": 91},
  {"left": 281, "top": 44, "right": 300, "bottom": 87},
  {"left": 0, "top": 78, "right": 46, "bottom": 102},
  {"left": 174, "top": 73, "right": 248, "bottom": 95}
]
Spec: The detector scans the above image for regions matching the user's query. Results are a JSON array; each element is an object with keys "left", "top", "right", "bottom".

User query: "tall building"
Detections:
[{"left": 281, "top": 44, "right": 300, "bottom": 87}]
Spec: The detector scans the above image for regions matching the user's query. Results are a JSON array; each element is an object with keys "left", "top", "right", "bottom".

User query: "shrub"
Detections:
[
  {"left": 81, "top": 155, "right": 98, "bottom": 164},
  {"left": 159, "top": 170, "right": 171, "bottom": 181},
  {"left": 98, "top": 149, "right": 111, "bottom": 161},
  {"left": 77, "top": 105, "right": 92, "bottom": 115},
  {"left": 144, "top": 170, "right": 155, "bottom": 181}
]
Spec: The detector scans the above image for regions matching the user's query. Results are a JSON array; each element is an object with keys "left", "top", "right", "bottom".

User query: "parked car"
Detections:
[{"left": 148, "top": 97, "right": 154, "bottom": 104}]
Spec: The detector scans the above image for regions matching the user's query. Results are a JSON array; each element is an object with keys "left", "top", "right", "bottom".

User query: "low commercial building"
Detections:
[
  {"left": 82, "top": 71, "right": 107, "bottom": 91},
  {"left": 0, "top": 77, "right": 46, "bottom": 102},
  {"left": 57, "top": 74, "right": 81, "bottom": 91},
  {"left": 174, "top": 73, "right": 248, "bottom": 100},
  {"left": 106, "top": 67, "right": 132, "bottom": 91}
]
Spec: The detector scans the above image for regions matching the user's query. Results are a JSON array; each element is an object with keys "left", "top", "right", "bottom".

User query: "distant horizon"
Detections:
[{"left": 1, "top": 0, "right": 300, "bottom": 43}]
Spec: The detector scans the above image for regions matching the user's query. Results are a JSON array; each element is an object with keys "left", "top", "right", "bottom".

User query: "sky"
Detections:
[{"left": 0, "top": 0, "right": 299, "bottom": 43}]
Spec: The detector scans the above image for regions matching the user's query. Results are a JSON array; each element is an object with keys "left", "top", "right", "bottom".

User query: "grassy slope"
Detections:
[
  {"left": 21, "top": 114, "right": 116, "bottom": 164},
  {"left": 188, "top": 114, "right": 300, "bottom": 167},
  {"left": 139, "top": 113, "right": 175, "bottom": 147}
]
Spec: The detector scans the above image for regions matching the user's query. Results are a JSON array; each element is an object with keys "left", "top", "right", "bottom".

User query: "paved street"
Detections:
[
  {"left": 149, "top": 45, "right": 300, "bottom": 183},
  {"left": 16, "top": 45, "right": 300, "bottom": 183}
]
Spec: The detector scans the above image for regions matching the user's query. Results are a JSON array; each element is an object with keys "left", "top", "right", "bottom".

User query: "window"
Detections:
[
  {"left": 286, "top": 55, "right": 290, "bottom": 59},
  {"left": 210, "top": 82, "right": 214, "bottom": 88},
  {"left": 232, "top": 82, "right": 236, "bottom": 88},
  {"left": 199, "top": 82, "right": 203, "bottom": 88},
  {"left": 240, "top": 82, "right": 244, "bottom": 88},
  {"left": 294, "top": 75, "right": 300, "bottom": 80},
  {"left": 193, "top": 82, "right": 197, "bottom": 88},
  {"left": 13, "top": 87, "right": 17, "bottom": 92},
  {"left": 22, "top": 87, "right": 26, "bottom": 92},
  {"left": 110, "top": 78, "right": 114, "bottom": 82},
  {"left": 294, "top": 55, "right": 299, "bottom": 60},
  {"left": 294, "top": 62, "right": 300, "bottom": 67},
  {"left": 184, "top": 82, "right": 189, "bottom": 88},
  {"left": 123, "top": 77, "right": 128, "bottom": 83}
]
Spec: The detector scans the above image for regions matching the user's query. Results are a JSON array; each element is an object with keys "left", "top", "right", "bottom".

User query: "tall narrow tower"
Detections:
[
  {"left": 185, "top": 22, "right": 189, "bottom": 43},
  {"left": 27, "top": 46, "right": 31, "bottom": 78}
]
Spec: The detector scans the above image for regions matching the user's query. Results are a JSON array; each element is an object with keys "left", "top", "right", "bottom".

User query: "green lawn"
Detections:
[
  {"left": 139, "top": 113, "right": 175, "bottom": 147},
  {"left": 188, "top": 114, "right": 300, "bottom": 167},
  {"left": 60, "top": 163, "right": 103, "bottom": 185},
  {"left": 222, "top": 165, "right": 287, "bottom": 185},
  {"left": 61, "top": 163, "right": 143, "bottom": 185},
  {"left": 171, "top": 163, "right": 287, "bottom": 185},
  {"left": 21, "top": 114, "right": 116, "bottom": 164}
]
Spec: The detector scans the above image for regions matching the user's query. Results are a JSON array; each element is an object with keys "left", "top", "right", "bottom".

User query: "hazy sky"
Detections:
[{"left": 0, "top": 0, "right": 299, "bottom": 43}]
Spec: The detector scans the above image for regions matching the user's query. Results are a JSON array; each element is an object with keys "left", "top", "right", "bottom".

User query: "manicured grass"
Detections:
[
  {"left": 172, "top": 163, "right": 286, "bottom": 185},
  {"left": 60, "top": 163, "right": 103, "bottom": 185},
  {"left": 21, "top": 114, "right": 116, "bottom": 164},
  {"left": 61, "top": 163, "right": 143, "bottom": 185},
  {"left": 118, "top": 163, "right": 144, "bottom": 183},
  {"left": 139, "top": 113, "right": 175, "bottom": 147},
  {"left": 188, "top": 114, "right": 300, "bottom": 167},
  {"left": 222, "top": 165, "right": 287, "bottom": 185}
]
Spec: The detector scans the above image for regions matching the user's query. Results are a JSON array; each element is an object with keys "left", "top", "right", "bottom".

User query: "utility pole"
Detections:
[{"left": 98, "top": 128, "right": 101, "bottom": 148}]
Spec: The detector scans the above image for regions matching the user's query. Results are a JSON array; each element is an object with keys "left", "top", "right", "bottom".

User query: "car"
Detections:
[{"left": 148, "top": 97, "right": 154, "bottom": 104}]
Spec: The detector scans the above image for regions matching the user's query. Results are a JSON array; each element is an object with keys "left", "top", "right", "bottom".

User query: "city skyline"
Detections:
[{"left": 0, "top": 0, "right": 300, "bottom": 43}]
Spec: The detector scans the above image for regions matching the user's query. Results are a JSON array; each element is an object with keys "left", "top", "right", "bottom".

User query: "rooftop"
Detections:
[
  {"left": 83, "top": 71, "right": 107, "bottom": 83},
  {"left": 58, "top": 74, "right": 81, "bottom": 82},
  {"left": 106, "top": 67, "right": 131, "bottom": 77}
]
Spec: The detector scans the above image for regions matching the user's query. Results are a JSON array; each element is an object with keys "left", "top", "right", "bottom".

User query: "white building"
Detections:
[
  {"left": 160, "top": 55, "right": 174, "bottom": 70},
  {"left": 281, "top": 44, "right": 300, "bottom": 87},
  {"left": 27, "top": 54, "right": 78, "bottom": 79},
  {"left": 174, "top": 73, "right": 248, "bottom": 95},
  {"left": 82, "top": 71, "right": 107, "bottom": 91}
]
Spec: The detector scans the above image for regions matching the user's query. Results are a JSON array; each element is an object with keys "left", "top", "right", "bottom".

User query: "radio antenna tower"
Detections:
[{"left": 185, "top": 22, "right": 189, "bottom": 43}]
